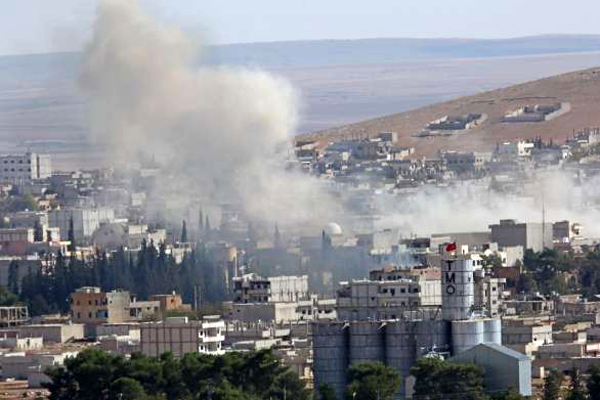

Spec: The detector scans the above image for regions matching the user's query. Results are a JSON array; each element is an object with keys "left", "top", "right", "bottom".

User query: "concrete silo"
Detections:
[
  {"left": 441, "top": 257, "right": 475, "bottom": 321},
  {"left": 312, "top": 321, "right": 348, "bottom": 398},
  {"left": 348, "top": 321, "right": 385, "bottom": 365}
]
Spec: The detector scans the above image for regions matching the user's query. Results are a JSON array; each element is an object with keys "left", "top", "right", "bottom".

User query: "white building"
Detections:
[
  {"left": 140, "top": 316, "right": 225, "bottom": 358},
  {"left": 0, "top": 153, "right": 51, "bottom": 185},
  {"left": 49, "top": 208, "right": 115, "bottom": 243},
  {"left": 496, "top": 141, "right": 535, "bottom": 158}
]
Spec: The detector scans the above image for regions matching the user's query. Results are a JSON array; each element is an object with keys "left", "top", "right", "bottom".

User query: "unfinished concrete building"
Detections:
[
  {"left": 502, "top": 102, "right": 570, "bottom": 123},
  {"left": 427, "top": 113, "right": 486, "bottom": 131}
]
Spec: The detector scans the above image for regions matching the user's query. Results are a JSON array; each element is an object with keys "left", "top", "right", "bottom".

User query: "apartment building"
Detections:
[
  {"left": 233, "top": 274, "right": 309, "bottom": 304},
  {"left": 0, "top": 153, "right": 51, "bottom": 185},
  {"left": 140, "top": 316, "right": 225, "bottom": 358},
  {"left": 69, "top": 287, "right": 131, "bottom": 333}
]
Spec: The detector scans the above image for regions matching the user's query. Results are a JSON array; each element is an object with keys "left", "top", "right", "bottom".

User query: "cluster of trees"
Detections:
[
  {"left": 47, "top": 348, "right": 600, "bottom": 400},
  {"left": 317, "top": 358, "right": 528, "bottom": 400},
  {"left": 45, "top": 348, "right": 309, "bottom": 400},
  {"left": 13, "top": 240, "right": 228, "bottom": 316},
  {"left": 515, "top": 247, "right": 600, "bottom": 296},
  {"left": 0, "top": 193, "right": 39, "bottom": 214},
  {"left": 542, "top": 366, "right": 600, "bottom": 400}
]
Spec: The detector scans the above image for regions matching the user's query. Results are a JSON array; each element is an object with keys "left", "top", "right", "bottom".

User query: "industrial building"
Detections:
[
  {"left": 489, "top": 219, "right": 553, "bottom": 252},
  {"left": 449, "top": 342, "right": 532, "bottom": 396},
  {"left": 313, "top": 256, "right": 529, "bottom": 399}
]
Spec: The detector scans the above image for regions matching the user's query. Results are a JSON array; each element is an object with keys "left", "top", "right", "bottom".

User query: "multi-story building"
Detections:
[
  {"left": 442, "top": 151, "right": 491, "bottom": 175},
  {"left": 233, "top": 274, "right": 309, "bottom": 304},
  {"left": 473, "top": 271, "right": 506, "bottom": 317},
  {"left": 0, "top": 153, "right": 51, "bottom": 185},
  {"left": 69, "top": 287, "right": 131, "bottom": 335},
  {"left": 140, "top": 316, "right": 225, "bottom": 358},
  {"left": 336, "top": 266, "right": 442, "bottom": 321},
  {"left": 489, "top": 219, "right": 553, "bottom": 252}
]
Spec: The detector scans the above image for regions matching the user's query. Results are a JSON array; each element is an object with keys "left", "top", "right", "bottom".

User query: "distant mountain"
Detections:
[
  {"left": 3, "top": 35, "right": 600, "bottom": 73},
  {"left": 1, "top": 35, "right": 600, "bottom": 147},
  {"left": 207, "top": 35, "right": 600, "bottom": 67},
  {"left": 302, "top": 67, "right": 600, "bottom": 157}
]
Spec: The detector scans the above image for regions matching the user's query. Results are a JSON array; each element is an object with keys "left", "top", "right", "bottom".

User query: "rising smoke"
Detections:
[
  {"left": 80, "top": 0, "right": 600, "bottom": 240},
  {"left": 80, "top": 0, "right": 338, "bottom": 229}
]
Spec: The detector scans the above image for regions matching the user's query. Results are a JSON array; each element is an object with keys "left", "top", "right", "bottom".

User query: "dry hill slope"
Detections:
[{"left": 301, "top": 67, "right": 600, "bottom": 156}]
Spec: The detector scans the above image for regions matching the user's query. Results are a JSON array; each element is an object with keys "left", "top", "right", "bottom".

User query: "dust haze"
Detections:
[{"left": 80, "top": 0, "right": 338, "bottom": 229}]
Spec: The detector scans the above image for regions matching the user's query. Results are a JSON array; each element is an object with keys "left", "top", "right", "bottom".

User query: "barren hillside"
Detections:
[{"left": 302, "top": 67, "right": 600, "bottom": 156}]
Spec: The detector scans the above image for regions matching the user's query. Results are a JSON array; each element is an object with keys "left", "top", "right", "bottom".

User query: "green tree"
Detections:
[
  {"left": 588, "top": 365, "right": 600, "bottom": 400},
  {"left": 33, "top": 219, "right": 43, "bottom": 242},
  {"left": 411, "top": 358, "right": 486, "bottom": 400},
  {"left": 317, "top": 384, "right": 338, "bottom": 400},
  {"left": 181, "top": 220, "right": 188, "bottom": 243},
  {"left": 345, "top": 362, "right": 401, "bottom": 400},
  {"left": 109, "top": 377, "right": 147, "bottom": 400},
  {"left": 0, "top": 286, "right": 19, "bottom": 306},
  {"left": 566, "top": 368, "right": 586, "bottom": 400},
  {"left": 8, "top": 260, "right": 20, "bottom": 295},
  {"left": 516, "top": 274, "right": 538, "bottom": 294},
  {"left": 481, "top": 253, "right": 503, "bottom": 268},
  {"left": 542, "top": 370, "right": 563, "bottom": 400},
  {"left": 491, "top": 388, "right": 527, "bottom": 400},
  {"left": 68, "top": 216, "right": 76, "bottom": 252}
]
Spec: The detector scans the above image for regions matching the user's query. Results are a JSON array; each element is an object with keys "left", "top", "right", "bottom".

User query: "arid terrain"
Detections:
[
  {"left": 1, "top": 37, "right": 600, "bottom": 167},
  {"left": 304, "top": 66, "right": 600, "bottom": 156}
]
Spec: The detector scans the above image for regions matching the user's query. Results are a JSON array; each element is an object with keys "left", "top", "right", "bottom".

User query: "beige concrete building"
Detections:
[
  {"left": 70, "top": 287, "right": 131, "bottom": 336},
  {"left": 17, "top": 324, "right": 84, "bottom": 343},
  {"left": 140, "top": 316, "right": 225, "bottom": 358}
]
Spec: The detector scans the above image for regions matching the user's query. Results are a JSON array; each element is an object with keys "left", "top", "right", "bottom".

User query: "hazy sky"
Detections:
[{"left": 2, "top": 0, "right": 600, "bottom": 55}]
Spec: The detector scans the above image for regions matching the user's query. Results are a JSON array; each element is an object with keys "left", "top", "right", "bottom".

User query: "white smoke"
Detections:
[
  {"left": 80, "top": 0, "right": 337, "bottom": 228},
  {"left": 374, "top": 169, "right": 600, "bottom": 238}
]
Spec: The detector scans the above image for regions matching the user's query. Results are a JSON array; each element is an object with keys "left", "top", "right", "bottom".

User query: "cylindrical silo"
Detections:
[
  {"left": 415, "top": 320, "right": 451, "bottom": 357},
  {"left": 312, "top": 321, "right": 348, "bottom": 400},
  {"left": 349, "top": 321, "right": 385, "bottom": 365},
  {"left": 386, "top": 321, "right": 416, "bottom": 378},
  {"left": 441, "top": 258, "right": 475, "bottom": 321},
  {"left": 483, "top": 318, "right": 502, "bottom": 345},
  {"left": 451, "top": 319, "right": 484, "bottom": 355}
]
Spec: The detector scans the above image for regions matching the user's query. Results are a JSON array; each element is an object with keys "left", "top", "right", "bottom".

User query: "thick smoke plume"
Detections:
[
  {"left": 80, "top": 0, "right": 337, "bottom": 228},
  {"left": 374, "top": 170, "right": 600, "bottom": 238}
]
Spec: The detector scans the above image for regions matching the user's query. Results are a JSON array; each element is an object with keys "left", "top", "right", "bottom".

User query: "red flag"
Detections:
[{"left": 446, "top": 242, "right": 457, "bottom": 252}]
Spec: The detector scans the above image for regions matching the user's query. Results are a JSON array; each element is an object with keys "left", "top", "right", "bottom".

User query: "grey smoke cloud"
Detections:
[
  {"left": 374, "top": 170, "right": 600, "bottom": 238},
  {"left": 80, "top": 0, "right": 337, "bottom": 228}
]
